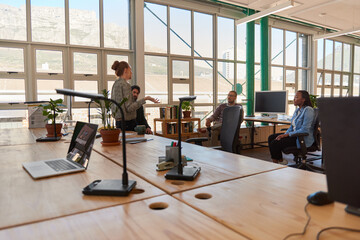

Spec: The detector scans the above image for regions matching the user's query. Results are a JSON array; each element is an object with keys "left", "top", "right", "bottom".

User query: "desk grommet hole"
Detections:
[
  {"left": 131, "top": 188, "right": 145, "bottom": 194},
  {"left": 149, "top": 202, "right": 169, "bottom": 210},
  {"left": 195, "top": 193, "right": 212, "bottom": 200},
  {"left": 171, "top": 181, "right": 185, "bottom": 185}
]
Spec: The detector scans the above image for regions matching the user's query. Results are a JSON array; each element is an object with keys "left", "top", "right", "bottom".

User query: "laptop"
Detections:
[
  {"left": 23, "top": 121, "right": 98, "bottom": 179},
  {"left": 318, "top": 97, "right": 360, "bottom": 213}
]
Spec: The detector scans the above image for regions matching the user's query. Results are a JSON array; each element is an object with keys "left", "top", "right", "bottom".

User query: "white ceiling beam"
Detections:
[
  {"left": 313, "top": 26, "right": 360, "bottom": 40},
  {"left": 235, "top": 0, "right": 294, "bottom": 25}
]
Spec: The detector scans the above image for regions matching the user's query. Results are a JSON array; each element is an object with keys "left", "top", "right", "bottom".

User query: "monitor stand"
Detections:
[{"left": 345, "top": 205, "right": 360, "bottom": 217}]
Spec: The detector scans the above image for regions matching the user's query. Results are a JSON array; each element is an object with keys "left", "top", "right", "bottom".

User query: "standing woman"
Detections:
[
  {"left": 268, "top": 90, "right": 315, "bottom": 165},
  {"left": 111, "top": 61, "right": 159, "bottom": 130}
]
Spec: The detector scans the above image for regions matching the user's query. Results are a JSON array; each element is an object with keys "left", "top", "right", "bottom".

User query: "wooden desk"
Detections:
[
  {"left": 0, "top": 128, "right": 37, "bottom": 146},
  {"left": 244, "top": 116, "right": 291, "bottom": 148},
  {"left": 0, "top": 143, "right": 165, "bottom": 230},
  {"left": 0, "top": 195, "right": 247, "bottom": 240},
  {"left": 93, "top": 135, "right": 285, "bottom": 194},
  {"left": 173, "top": 167, "right": 360, "bottom": 240}
]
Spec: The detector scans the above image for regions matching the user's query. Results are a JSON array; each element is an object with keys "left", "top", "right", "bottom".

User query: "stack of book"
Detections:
[
  {"left": 182, "top": 122, "right": 194, "bottom": 133},
  {"left": 166, "top": 123, "right": 178, "bottom": 134},
  {"left": 159, "top": 106, "right": 178, "bottom": 119}
]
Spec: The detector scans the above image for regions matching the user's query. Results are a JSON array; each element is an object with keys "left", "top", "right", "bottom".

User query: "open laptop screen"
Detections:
[{"left": 66, "top": 122, "right": 98, "bottom": 169}]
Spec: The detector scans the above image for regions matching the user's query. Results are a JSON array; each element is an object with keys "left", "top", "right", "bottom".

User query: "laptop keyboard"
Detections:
[{"left": 45, "top": 160, "right": 77, "bottom": 172}]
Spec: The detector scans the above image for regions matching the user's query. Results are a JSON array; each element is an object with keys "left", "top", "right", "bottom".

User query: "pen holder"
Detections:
[{"left": 165, "top": 146, "right": 187, "bottom": 166}]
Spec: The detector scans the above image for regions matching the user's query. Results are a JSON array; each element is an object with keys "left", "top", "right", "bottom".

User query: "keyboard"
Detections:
[{"left": 45, "top": 159, "right": 77, "bottom": 172}]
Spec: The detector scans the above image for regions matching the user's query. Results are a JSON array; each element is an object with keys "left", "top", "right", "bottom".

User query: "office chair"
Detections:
[
  {"left": 282, "top": 108, "right": 323, "bottom": 172},
  {"left": 186, "top": 106, "right": 244, "bottom": 154}
]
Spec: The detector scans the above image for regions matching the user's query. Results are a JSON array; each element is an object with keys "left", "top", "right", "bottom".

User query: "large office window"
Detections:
[
  {"left": 31, "top": 0, "right": 65, "bottom": 44},
  {"left": 103, "top": 0, "right": 130, "bottom": 49},
  {"left": 170, "top": 7, "right": 191, "bottom": 56},
  {"left": 144, "top": 2, "right": 167, "bottom": 53},
  {"left": 270, "top": 28, "right": 309, "bottom": 114},
  {"left": 69, "top": 0, "right": 100, "bottom": 46},
  {"left": 0, "top": 0, "right": 26, "bottom": 41},
  {"left": 194, "top": 12, "right": 213, "bottom": 58},
  {"left": 353, "top": 45, "right": 360, "bottom": 96},
  {"left": 316, "top": 39, "right": 352, "bottom": 97},
  {"left": 218, "top": 17, "right": 234, "bottom": 60},
  {"left": 0, "top": 0, "right": 132, "bottom": 128},
  {"left": 144, "top": 2, "right": 246, "bottom": 128},
  {"left": 0, "top": 46, "right": 26, "bottom": 103}
]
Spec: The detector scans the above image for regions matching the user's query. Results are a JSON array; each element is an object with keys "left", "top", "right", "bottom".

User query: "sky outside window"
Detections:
[
  {"left": 144, "top": 2, "right": 167, "bottom": 53},
  {"left": 104, "top": 0, "right": 129, "bottom": 49},
  {"left": 217, "top": 17, "right": 234, "bottom": 60},
  {"left": 170, "top": 7, "right": 191, "bottom": 56}
]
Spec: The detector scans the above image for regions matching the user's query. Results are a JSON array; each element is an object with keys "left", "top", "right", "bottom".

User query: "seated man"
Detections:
[
  {"left": 131, "top": 85, "right": 153, "bottom": 134},
  {"left": 204, "top": 90, "right": 242, "bottom": 146}
]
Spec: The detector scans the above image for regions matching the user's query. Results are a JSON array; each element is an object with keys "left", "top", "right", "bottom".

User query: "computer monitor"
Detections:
[
  {"left": 254, "top": 90, "right": 288, "bottom": 114},
  {"left": 318, "top": 97, "right": 360, "bottom": 216}
]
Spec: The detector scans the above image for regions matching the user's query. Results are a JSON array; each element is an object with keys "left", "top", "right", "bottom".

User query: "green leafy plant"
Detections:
[
  {"left": 40, "top": 98, "right": 65, "bottom": 124},
  {"left": 95, "top": 89, "right": 127, "bottom": 130},
  {"left": 181, "top": 101, "right": 193, "bottom": 111},
  {"left": 310, "top": 94, "right": 318, "bottom": 108}
]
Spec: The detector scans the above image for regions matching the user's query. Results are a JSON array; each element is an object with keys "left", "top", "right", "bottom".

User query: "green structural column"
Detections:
[
  {"left": 246, "top": 9, "right": 255, "bottom": 117},
  {"left": 260, "top": 17, "right": 269, "bottom": 91},
  {"left": 260, "top": 17, "right": 269, "bottom": 125}
]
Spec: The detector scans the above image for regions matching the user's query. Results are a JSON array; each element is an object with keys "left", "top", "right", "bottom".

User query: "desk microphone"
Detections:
[
  {"left": 165, "top": 96, "right": 201, "bottom": 181},
  {"left": 56, "top": 89, "right": 136, "bottom": 196}
]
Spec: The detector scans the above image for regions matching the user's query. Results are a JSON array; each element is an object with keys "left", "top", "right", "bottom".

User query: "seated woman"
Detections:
[
  {"left": 111, "top": 60, "right": 159, "bottom": 131},
  {"left": 268, "top": 90, "right": 315, "bottom": 165}
]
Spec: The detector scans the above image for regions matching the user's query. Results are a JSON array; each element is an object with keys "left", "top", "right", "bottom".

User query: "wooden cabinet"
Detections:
[{"left": 153, "top": 118, "right": 201, "bottom": 140}]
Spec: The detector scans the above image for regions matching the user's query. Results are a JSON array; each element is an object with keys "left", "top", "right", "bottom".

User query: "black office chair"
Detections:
[
  {"left": 282, "top": 108, "right": 322, "bottom": 171},
  {"left": 186, "top": 106, "right": 244, "bottom": 154}
]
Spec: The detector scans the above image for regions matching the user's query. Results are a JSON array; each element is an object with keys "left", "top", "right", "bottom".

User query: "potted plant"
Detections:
[
  {"left": 40, "top": 98, "right": 65, "bottom": 137},
  {"left": 310, "top": 94, "right": 318, "bottom": 108},
  {"left": 95, "top": 89, "right": 127, "bottom": 145},
  {"left": 181, "top": 101, "right": 193, "bottom": 118}
]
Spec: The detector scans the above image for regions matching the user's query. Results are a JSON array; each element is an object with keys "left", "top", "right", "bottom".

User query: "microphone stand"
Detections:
[
  {"left": 56, "top": 89, "right": 135, "bottom": 196},
  {"left": 165, "top": 96, "right": 201, "bottom": 181}
]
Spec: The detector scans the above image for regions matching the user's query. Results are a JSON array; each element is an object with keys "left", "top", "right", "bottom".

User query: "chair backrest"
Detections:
[
  {"left": 219, "top": 106, "right": 243, "bottom": 153},
  {"left": 312, "top": 108, "right": 321, "bottom": 151}
]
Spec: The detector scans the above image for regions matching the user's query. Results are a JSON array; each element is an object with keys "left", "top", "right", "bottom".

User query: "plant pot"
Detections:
[
  {"left": 183, "top": 111, "right": 191, "bottom": 119},
  {"left": 45, "top": 123, "right": 63, "bottom": 137},
  {"left": 100, "top": 128, "right": 121, "bottom": 144}
]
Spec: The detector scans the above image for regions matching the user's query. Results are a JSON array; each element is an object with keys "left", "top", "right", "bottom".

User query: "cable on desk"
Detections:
[
  {"left": 282, "top": 203, "right": 311, "bottom": 240},
  {"left": 316, "top": 226, "right": 360, "bottom": 240}
]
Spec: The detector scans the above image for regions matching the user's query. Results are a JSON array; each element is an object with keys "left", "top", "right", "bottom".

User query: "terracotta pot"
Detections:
[
  {"left": 100, "top": 128, "right": 121, "bottom": 143},
  {"left": 183, "top": 111, "right": 191, "bottom": 119},
  {"left": 45, "top": 123, "right": 63, "bottom": 137}
]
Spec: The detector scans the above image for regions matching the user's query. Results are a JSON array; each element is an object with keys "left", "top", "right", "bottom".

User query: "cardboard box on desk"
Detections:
[
  {"left": 239, "top": 127, "right": 251, "bottom": 148},
  {"left": 27, "top": 106, "right": 47, "bottom": 129}
]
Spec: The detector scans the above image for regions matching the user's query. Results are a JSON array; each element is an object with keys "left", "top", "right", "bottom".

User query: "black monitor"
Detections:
[
  {"left": 318, "top": 97, "right": 360, "bottom": 216},
  {"left": 254, "top": 90, "right": 288, "bottom": 114}
]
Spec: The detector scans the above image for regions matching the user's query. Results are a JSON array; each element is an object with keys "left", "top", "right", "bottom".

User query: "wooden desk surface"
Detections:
[
  {"left": 0, "top": 143, "right": 165, "bottom": 230},
  {"left": 0, "top": 128, "right": 37, "bottom": 146},
  {"left": 244, "top": 116, "right": 291, "bottom": 125},
  {"left": 93, "top": 135, "right": 285, "bottom": 194},
  {"left": 173, "top": 167, "right": 360, "bottom": 240},
  {"left": 0, "top": 195, "right": 247, "bottom": 240}
]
